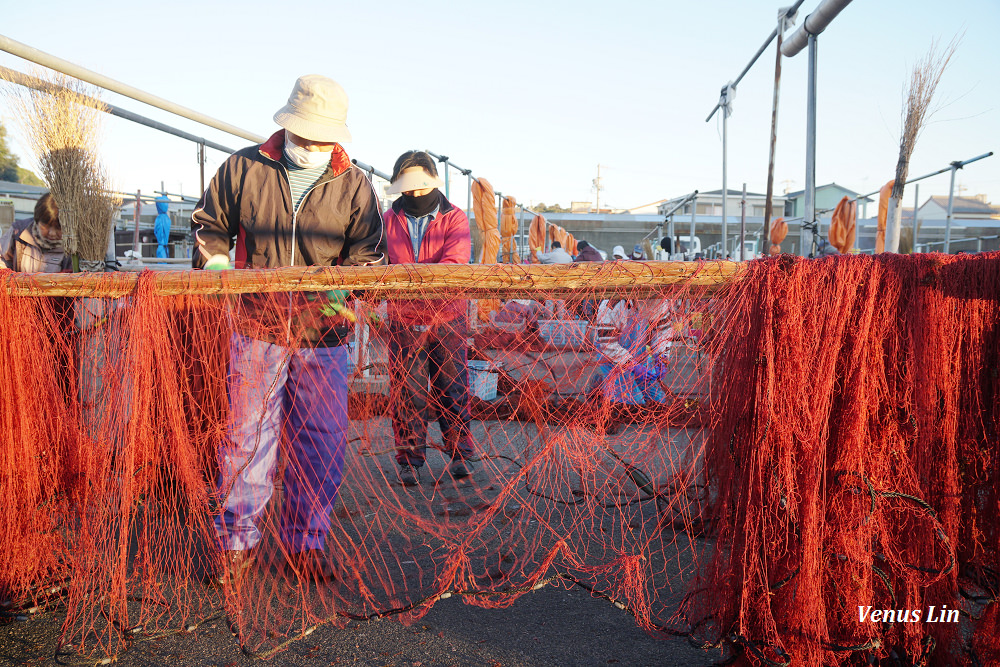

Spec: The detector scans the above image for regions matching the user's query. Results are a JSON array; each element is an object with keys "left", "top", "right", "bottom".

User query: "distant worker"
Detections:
[
  {"left": 574, "top": 240, "right": 603, "bottom": 262},
  {"left": 382, "top": 150, "right": 476, "bottom": 486},
  {"left": 817, "top": 239, "right": 841, "bottom": 257},
  {"left": 574, "top": 240, "right": 604, "bottom": 320},
  {"left": 611, "top": 245, "right": 628, "bottom": 261},
  {"left": 630, "top": 244, "right": 645, "bottom": 261},
  {"left": 659, "top": 237, "right": 673, "bottom": 257},
  {"left": 0, "top": 193, "right": 70, "bottom": 272},
  {"left": 537, "top": 240, "right": 573, "bottom": 264}
]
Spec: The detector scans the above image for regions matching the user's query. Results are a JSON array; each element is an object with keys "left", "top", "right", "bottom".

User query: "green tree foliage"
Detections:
[
  {"left": 0, "top": 121, "right": 43, "bottom": 185},
  {"left": 533, "top": 202, "right": 568, "bottom": 213},
  {"left": 0, "top": 122, "right": 18, "bottom": 182},
  {"left": 16, "top": 167, "right": 44, "bottom": 186}
]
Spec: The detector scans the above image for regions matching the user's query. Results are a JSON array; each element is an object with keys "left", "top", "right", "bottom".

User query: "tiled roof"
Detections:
[
  {"left": 0, "top": 180, "right": 48, "bottom": 195},
  {"left": 784, "top": 183, "right": 871, "bottom": 201},
  {"left": 927, "top": 196, "right": 999, "bottom": 215}
]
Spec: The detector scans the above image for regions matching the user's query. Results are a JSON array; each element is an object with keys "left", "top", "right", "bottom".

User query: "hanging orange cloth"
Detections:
[
  {"left": 547, "top": 225, "right": 578, "bottom": 256},
  {"left": 565, "top": 234, "right": 578, "bottom": 256},
  {"left": 547, "top": 224, "right": 563, "bottom": 249},
  {"left": 471, "top": 177, "right": 501, "bottom": 320},
  {"left": 528, "top": 215, "right": 546, "bottom": 263},
  {"left": 472, "top": 177, "right": 501, "bottom": 264},
  {"left": 876, "top": 180, "right": 894, "bottom": 254},
  {"left": 769, "top": 217, "right": 788, "bottom": 255},
  {"left": 500, "top": 196, "right": 518, "bottom": 263},
  {"left": 829, "top": 196, "right": 857, "bottom": 254}
]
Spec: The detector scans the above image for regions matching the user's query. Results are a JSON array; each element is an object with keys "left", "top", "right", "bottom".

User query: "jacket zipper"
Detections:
[
  {"left": 275, "top": 160, "right": 339, "bottom": 345},
  {"left": 274, "top": 158, "right": 343, "bottom": 267}
]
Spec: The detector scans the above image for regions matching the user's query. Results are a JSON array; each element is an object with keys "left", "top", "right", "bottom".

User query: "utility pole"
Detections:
[
  {"left": 592, "top": 164, "right": 605, "bottom": 213},
  {"left": 131, "top": 189, "right": 141, "bottom": 256}
]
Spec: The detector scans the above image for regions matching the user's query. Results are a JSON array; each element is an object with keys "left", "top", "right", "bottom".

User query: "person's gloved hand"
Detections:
[
  {"left": 203, "top": 254, "right": 231, "bottom": 270},
  {"left": 319, "top": 290, "right": 357, "bottom": 322},
  {"left": 326, "top": 289, "right": 350, "bottom": 306}
]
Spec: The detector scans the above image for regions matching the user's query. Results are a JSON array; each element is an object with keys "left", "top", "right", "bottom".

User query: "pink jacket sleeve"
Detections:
[{"left": 437, "top": 208, "right": 472, "bottom": 265}]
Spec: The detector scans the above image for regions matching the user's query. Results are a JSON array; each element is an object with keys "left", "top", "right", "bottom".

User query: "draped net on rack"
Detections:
[{"left": 1, "top": 254, "right": 998, "bottom": 666}]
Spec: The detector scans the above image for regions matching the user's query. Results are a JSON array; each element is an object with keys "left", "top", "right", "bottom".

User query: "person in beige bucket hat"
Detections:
[{"left": 191, "top": 75, "right": 385, "bottom": 589}]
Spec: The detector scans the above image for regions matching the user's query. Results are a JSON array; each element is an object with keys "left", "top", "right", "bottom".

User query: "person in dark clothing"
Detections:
[
  {"left": 574, "top": 241, "right": 604, "bottom": 320},
  {"left": 574, "top": 240, "right": 603, "bottom": 262},
  {"left": 382, "top": 150, "right": 476, "bottom": 486}
]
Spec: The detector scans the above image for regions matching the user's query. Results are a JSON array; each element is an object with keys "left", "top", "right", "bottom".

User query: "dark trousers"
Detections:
[{"left": 387, "top": 317, "right": 474, "bottom": 467}]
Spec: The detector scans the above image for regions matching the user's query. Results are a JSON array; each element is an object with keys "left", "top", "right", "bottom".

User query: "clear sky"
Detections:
[{"left": 0, "top": 0, "right": 997, "bottom": 212}]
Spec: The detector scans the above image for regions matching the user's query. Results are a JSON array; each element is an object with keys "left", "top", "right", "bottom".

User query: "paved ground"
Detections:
[{"left": 0, "top": 583, "right": 724, "bottom": 666}]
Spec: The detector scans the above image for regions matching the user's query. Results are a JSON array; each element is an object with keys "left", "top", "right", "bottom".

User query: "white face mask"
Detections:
[{"left": 284, "top": 134, "right": 331, "bottom": 169}]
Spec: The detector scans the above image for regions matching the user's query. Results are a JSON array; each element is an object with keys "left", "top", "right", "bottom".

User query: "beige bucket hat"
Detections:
[{"left": 273, "top": 75, "right": 352, "bottom": 143}]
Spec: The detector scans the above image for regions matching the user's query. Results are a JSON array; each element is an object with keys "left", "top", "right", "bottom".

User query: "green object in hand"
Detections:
[
  {"left": 326, "top": 290, "right": 350, "bottom": 306},
  {"left": 204, "top": 254, "right": 230, "bottom": 271}
]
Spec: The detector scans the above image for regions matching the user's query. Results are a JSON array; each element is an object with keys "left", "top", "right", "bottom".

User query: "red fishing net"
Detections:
[{"left": 0, "top": 255, "right": 997, "bottom": 666}]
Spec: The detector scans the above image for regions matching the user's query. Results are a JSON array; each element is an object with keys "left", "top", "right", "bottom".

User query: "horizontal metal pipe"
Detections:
[
  {"left": 781, "top": 0, "right": 854, "bottom": 57},
  {"left": 0, "top": 184, "right": 196, "bottom": 206},
  {"left": 662, "top": 191, "right": 699, "bottom": 219},
  {"left": 515, "top": 203, "right": 546, "bottom": 219},
  {"left": 350, "top": 159, "right": 391, "bottom": 182},
  {"left": 851, "top": 151, "right": 994, "bottom": 201},
  {"left": 116, "top": 191, "right": 191, "bottom": 204},
  {"left": 705, "top": 0, "right": 806, "bottom": 122},
  {"left": 0, "top": 33, "right": 264, "bottom": 143},
  {"left": 153, "top": 191, "right": 201, "bottom": 204},
  {"left": 426, "top": 150, "right": 471, "bottom": 175},
  {"left": 0, "top": 66, "right": 238, "bottom": 154}
]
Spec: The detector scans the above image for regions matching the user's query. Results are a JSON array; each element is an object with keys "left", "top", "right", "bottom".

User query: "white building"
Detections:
[
  {"left": 917, "top": 194, "right": 1000, "bottom": 221},
  {"left": 659, "top": 188, "right": 788, "bottom": 219}
]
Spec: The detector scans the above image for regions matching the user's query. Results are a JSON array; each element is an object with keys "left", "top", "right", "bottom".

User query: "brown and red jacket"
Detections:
[{"left": 191, "top": 130, "right": 386, "bottom": 346}]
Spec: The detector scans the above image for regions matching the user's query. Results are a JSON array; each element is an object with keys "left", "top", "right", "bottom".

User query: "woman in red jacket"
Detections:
[{"left": 383, "top": 151, "right": 475, "bottom": 486}]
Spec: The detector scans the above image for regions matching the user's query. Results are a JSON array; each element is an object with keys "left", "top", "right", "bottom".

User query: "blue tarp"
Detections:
[{"left": 153, "top": 196, "right": 171, "bottom": 259}]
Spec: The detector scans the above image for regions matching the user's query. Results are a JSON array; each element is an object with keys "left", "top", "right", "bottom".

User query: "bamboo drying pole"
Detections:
[{"left": 1, "top": 261, "right": 746, "bottom": 299}]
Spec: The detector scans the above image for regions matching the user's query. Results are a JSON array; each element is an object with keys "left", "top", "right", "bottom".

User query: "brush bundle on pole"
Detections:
[
  {"left": 885, "top": 37, "right": 958, "bottom": 253},
  {"left": 1, "top": 69, "right": 120, "bottom": 271}
]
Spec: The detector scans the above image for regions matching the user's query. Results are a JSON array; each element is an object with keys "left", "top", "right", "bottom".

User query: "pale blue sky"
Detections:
[{"left": 1, "top": 0, "right": 997, "bottom": 211}]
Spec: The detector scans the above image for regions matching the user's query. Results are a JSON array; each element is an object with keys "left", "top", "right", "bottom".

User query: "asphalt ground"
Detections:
[{"left": 0, "top": 583, "right": 724, "bottom": 666}]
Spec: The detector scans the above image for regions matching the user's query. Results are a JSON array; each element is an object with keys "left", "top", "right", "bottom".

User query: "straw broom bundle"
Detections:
[
  {"left": 1, "top": 70, "right": 120, "bottom": 271},
  {"left": 885, "top": 38, "right": 958, "bottom": 253}
]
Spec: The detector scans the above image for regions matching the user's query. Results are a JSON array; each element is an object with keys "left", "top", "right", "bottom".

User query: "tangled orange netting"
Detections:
[{"left": 1, "top": 254, "right": 998, "bottom": 666}]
